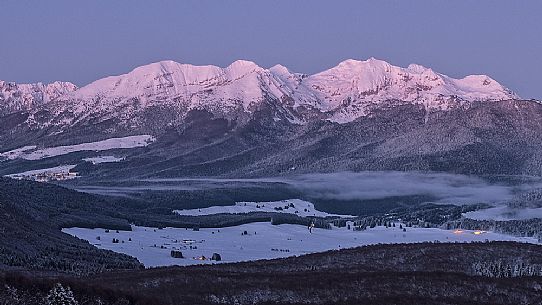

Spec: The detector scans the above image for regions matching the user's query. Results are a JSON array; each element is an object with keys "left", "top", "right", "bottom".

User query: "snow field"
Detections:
[
  {"left": 174, "top": 199, "right": 351, "bottom": 218},
  {"left": 83, "top": 156, "right": 125, "bottom": 164},
  {"left": 63, "top": 222, "right": 538, "bottom": 267},
  {"left": 0, "top": 135, "right": 155, "bottom": 161}
]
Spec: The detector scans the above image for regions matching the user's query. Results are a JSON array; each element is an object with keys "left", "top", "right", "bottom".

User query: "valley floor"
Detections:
[{"left": 63, "top": 222, "right": 538, "bottom": 267}]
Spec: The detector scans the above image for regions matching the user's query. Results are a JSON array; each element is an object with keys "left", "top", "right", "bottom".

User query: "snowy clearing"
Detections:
[
  {"left": 0, "top": 135, "right": 155, "bottom": 161},
  {"left": 83, "top": 156, "right": 125, "bottom": 164},
  {"left": 0, "top": 145, "right": 37, "bottom": 160},
  {"left": 463, "top": 205, "right": 542, "bottom": 221},
  {"left": 7, "top": 164, "right": 77, "bottom": 181},
  {"left": 63, "top": 223, "right": 538, "bottom": 267},
  {"left": 174, "top": 199, "right": 350, "bottom": 218}
]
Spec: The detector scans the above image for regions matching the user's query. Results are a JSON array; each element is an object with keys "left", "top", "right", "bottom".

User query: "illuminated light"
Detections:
[
  {"left": 473, "top": 230, "right": 486, "bottom": 235},
  {"left": 453, "top": 230, "right": 463, "bottom": 234}
]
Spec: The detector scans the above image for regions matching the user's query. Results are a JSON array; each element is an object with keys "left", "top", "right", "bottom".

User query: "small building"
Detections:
[{"left": 170, "top": 250, "right": 183, "bottom": 258}]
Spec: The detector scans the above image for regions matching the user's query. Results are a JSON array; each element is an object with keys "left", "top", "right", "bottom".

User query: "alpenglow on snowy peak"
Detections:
[
  {"left": 0, "top": 80, "right": 77, "bottom": 115},
  {"left": 3, "top": 58, "right": 518, "bottom": 125},
  {"left": 301, "top": 58, "right": 519, "bottom": 122},
  {"left": 1, "top": 58, "right": 540, "bottom": 179},
  {"left": 61, "top": 57, "right": 518, "bottom": 123}
]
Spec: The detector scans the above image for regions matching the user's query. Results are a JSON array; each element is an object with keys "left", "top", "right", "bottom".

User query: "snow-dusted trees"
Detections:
[
  {"left": 509, "top": 188, "right": 542, "bottom": 208},
  {"left": 472, "top": 261, "right": 542, "bottom": 278},
  {"left": 1, "top": 285, "right": 21, "bottom": 305},
  {"left": 45, "top": 283, "right": 78, "bottom": 305}
]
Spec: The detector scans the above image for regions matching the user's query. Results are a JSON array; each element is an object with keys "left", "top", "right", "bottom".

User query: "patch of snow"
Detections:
[
  {"left": 7, "top": 164, "right": 77, "bottom": 181},
  {"left": 63, "top": 222, "right": 538, "bottom": 267},
  {"left": 0, "top": 145, "right": 37, "bottom": 160},
  {"left": 174, "top": 199, "right": 350, "bottom": 218},
  {"left": 83, "top": 156, "right": 125, "bottom": 164},
  {"left": 1, "top": 135, "right": 155, "bottom": 160},
  {"left": 7, "top": 164, "right": 76, "bottom": 177}
]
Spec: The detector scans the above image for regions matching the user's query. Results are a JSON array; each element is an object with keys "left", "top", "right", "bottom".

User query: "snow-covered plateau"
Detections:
[
  {"left": 63, "top": 223, "right": 538, "bottom": 267},
  {"left": 174, "top": 199, "right": 350, "bottom": 218}
]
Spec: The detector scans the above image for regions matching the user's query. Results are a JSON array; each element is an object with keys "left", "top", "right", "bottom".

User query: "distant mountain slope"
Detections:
[
  {"left": 77, "top": 98, "right": 540, "bottom": 179},
  {"left": 0, "top": 177, "right": 141, "bottom": 274},
  {"left": 2, "top": 58, "right": 539, "bottom": 178},
  {"left": 0, "top": 80, "right": 77, "bottom": 115}
]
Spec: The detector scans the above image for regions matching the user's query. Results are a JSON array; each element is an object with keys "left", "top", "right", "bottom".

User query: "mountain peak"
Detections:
[
  {"left": 302, "top": 58, "right": 518, "bottom": 122},
  {"left": 337, "top": 57, "right": 389, "bottom": 67},
  {"left": 129, "top": 60, "right": 219, "bottom": 76},
  {"left": 138, "top": 60, "right": 182, "bottom": 71},
  {"left": 226, "top": 60, "right": 264, "bottom": 76},
  {"left": 269, "top": 64, "right": 291, "bottom": 74},
  {"left": 407, "top": 63, "right": 429, "bottom": 73},
  {"left": 327, "top": 58, "right": 395, "bottom": 77},
  {"left": 228, "top": 59, "right": 260, "bottom": 68}
]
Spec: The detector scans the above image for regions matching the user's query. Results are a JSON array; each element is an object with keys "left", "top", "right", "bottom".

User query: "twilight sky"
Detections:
[{"left": 1, "top": 1, "right": 541, "bottom": 99}]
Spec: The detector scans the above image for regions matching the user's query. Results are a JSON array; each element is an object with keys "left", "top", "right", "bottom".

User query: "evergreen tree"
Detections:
[{"left": 45, "top": 283, "right": 78, "bottom": 305}]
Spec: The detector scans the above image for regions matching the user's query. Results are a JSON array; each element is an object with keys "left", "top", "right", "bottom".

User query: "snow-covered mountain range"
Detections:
[
  {"left": 4, "top": 58, "right": 541, "bottom": 179},
  {"left": 1, "top": 58, "right": 518, "bottom": 126}
]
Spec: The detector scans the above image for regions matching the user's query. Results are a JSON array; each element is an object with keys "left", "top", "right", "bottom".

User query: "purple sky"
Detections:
[{"left": 1, "top": 1, "right": 540, "bottom": 99}]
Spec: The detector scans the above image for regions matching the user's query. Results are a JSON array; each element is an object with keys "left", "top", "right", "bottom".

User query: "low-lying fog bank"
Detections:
[{"left": 73, "top": 171, "right": 542, "bottom": 206}]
